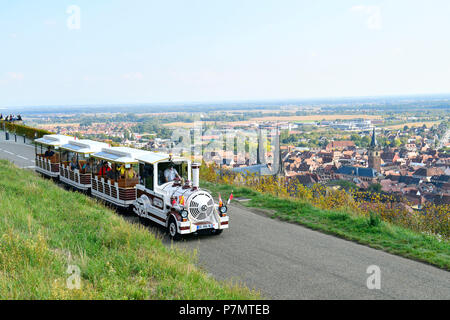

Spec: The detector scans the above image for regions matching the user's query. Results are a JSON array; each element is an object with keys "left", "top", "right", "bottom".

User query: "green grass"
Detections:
[
  {"left": 202, "top": 181, "right": 450, "bottom": 270},
  {"left": 0, "top": 160, "right": 258, "bottom": 299}
]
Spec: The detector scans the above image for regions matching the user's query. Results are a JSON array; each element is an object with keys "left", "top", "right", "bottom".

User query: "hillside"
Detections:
[{"left": 0, "top": 160, "right": 257, "bottom": 299}]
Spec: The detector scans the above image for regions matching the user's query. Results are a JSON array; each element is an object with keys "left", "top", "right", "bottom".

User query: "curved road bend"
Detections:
[{"left": 0, "top": 138, "right": 449, "bottom": 299}]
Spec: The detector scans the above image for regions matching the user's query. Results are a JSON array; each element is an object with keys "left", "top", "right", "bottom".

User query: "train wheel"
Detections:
[
  {"left": 139, "top": 216, "right": 150, "bottom": 226},
  {"left": 168, "top": 217, "right": 181, "bottom": 240}
]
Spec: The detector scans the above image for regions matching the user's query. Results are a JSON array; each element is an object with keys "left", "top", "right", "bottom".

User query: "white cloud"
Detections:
[
  {"left": 351, "top": 5, "right": 382, "bottom": 30},
  {"left": 6, "top": 72, "right": 24, "bottom": 81},
  {"left": 123, "top": 72, "right": 144, "bottom": 80},
  {"left": 0, "top": 72, "right": 24, "bottom": 85}
]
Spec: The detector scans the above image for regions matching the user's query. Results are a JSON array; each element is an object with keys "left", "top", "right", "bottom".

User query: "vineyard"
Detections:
[{"left": 200, "top": 164, "right": 449, "bottom": 240}]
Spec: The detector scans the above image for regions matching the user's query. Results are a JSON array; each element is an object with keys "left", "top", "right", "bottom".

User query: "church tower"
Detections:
[{"left": 368, "top": 128, "right": 381, "bottom": 172}]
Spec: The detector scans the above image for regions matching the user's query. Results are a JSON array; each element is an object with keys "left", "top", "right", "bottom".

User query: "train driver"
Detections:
[{"left": 164, "top": 163, "right": 181, "bottom": 182}]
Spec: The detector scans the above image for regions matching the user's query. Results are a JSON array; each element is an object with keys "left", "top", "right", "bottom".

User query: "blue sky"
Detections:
[{"left": 1, "top": 0, "right": 450, "bottom": 107}]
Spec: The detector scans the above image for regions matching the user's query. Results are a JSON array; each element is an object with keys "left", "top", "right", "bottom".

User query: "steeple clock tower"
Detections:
[{"left": 368, "top": 128, "right": 381, "bottom": 172}]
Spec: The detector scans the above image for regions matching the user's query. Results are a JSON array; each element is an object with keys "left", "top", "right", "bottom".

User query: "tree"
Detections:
[
  {"left": 280, "top": 130, "right": 289, "bottom": 142},
  {"left": 333, "top": 180, "right": 358, "bottom": 191},
  {"left": 361, "top": 136, "right": 371, "bottom": 147},
  {"left": 368, "top": 183, "right": 382, "bottom": 193}
]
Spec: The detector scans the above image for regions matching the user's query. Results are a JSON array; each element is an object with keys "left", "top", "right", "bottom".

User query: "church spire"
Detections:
[
  {"left": 370, "top": 127, "right": 377, "bottom": 148},
  {"left": 368, "top": 127, "right": 381, "bottom": 172}
]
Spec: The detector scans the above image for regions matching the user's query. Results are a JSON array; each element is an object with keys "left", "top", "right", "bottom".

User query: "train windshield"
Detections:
[{"left": 157, "top": 161, "right": 189, "bottom": 185}]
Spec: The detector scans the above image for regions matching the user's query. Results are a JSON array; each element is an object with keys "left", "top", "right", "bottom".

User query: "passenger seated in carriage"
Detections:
[
  {"left": 44, "top": 147, "right": 55, "bottom": 157},
  {"left": 118, "top": 163, "right": 136, "bottom": 180},
  {"left": 70, "top": 156, "right": 79, "bottom": 170},
  {"left": 98, "top": 161, "right": 110, "bottom": 177},
  {"left": 117, "top": 163, "right": 126, "bottom": 178},
  {"left": 81, "top": 161, "right": 91, "bottom": 174},
  {"left": 107, "top": 164, "right": 115, "bottom": 180}
]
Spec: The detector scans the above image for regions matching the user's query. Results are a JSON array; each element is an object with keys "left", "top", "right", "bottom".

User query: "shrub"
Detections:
[
  {"left": 368, "top": 212, "right": 382, "bottom": 227},
  {"left": 0, "top": 121, "right": 52, "bottom": 139}
]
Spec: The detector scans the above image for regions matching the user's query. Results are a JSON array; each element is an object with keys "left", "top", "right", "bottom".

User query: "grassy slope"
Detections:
[
  {"left": 203, "top": 181, "right": 450, "bottom": 270},
  {"left": 0, "top": 160, "right": 258, "bottom": 299}
]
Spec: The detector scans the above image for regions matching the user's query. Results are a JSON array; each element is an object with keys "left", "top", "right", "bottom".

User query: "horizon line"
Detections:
[{"left": 2, "top": 92, "right": 450, "bottom": 110}]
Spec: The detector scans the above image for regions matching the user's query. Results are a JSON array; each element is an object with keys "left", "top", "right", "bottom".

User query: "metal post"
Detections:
[
  {"left": 5, "top": 131, "right": 9, "bottom": 140},
  {"left": 15, "top": 134, "right": 17, "bottom": 142}
]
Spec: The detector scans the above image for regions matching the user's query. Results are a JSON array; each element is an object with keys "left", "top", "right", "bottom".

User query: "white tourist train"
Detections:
[
  {"left": 34, "top": 135, "right": 229, "bottom": 239},
  {"left": 34, "top": 134, "right": 74, "bottom": 178}
]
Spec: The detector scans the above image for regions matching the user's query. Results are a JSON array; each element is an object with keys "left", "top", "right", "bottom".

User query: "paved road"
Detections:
[
  {"left": 0, "top": 132, "right": 35, "bottom": 168},
  {"left": 0, "top": 135, "right": 449, "bottom": 299},
  {"left": 161, "top": 203, "right": 450, "bottom": 300}
]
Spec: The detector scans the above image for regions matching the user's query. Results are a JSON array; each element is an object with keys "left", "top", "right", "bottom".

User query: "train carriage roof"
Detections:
[
  {"left": 34, "top": 134, "right": 74, "bottom": 147},
  {"left": 91, "top": 147, "right": 148, "bottom": 164},
  {"left": 136, "top": 152, "right": 189, "bottom": 165},
  {"left": 60, "top": 139, "right": 109, "bottom": 154}
]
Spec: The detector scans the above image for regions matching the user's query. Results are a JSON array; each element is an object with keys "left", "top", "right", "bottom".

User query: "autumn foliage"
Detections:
[{"left": 200, "top": 163, "right": 449, "bottom": 239}]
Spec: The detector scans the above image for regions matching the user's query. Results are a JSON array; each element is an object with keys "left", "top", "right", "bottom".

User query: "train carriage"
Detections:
[
  {"left": 133, "top": 152, "right": 229, "bottom": 239},
  {"left": 90, "top": 147, "right": 148, "bottom": 208},
  {"left": 34, "top": 134, "right": 74, "bottom": 178},
  {"left": 59, "top": 140, "right": 109, "bottom": 191}
]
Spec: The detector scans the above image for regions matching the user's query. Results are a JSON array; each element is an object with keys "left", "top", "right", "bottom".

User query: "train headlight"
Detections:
[
  {"left": 180, "top": 210, "right": 188, "bottom": 219},
  {"left": 219, "top": 206, "right": 227, "bottom": 214}
]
